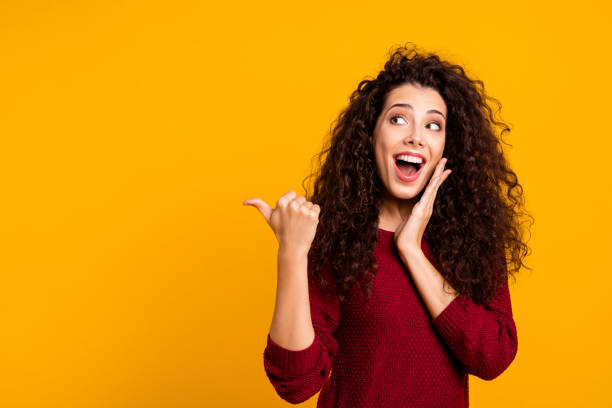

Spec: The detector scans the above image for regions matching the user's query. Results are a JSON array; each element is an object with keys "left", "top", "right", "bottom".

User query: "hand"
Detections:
[
  {"left": 394, "top": 158, "right": 452, "bottom": 254},
  {"left": 243, "top": 190, "right": 321, "bottom": 255}
]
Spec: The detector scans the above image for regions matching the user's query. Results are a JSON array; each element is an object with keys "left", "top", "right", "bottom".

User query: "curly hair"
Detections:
[{"left": 301, "top": 42, "right": 534, "bottom": 307}]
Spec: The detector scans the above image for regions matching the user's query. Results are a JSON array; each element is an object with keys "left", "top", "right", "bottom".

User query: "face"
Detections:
[{"left": 371, "top": 82, "right": 447, "bottom": 201}]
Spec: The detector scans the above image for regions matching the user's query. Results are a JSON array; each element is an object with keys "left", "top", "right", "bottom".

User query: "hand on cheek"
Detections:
[{"left": 394, "top": 158, "right": 451, "bottom": 254}]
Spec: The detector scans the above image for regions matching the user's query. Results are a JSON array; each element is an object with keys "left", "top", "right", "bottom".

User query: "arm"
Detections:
[
  {"left": 430, "top": 276, "right": 518, "bottom": 381},
  {"left": 263, "top": 249, "right": 340, "bottom": 403},
  {"left": 393, "top": 160, "right": 517, "bottom": 380},
  {"left": 398, "top": 245, "right": 459, "bottom": 320},
  {"left": 268, "top": 249, "right": 316, "bottom": 352},
  {"left": 401, "top": 244, "right": 518, "bottom": 381}
]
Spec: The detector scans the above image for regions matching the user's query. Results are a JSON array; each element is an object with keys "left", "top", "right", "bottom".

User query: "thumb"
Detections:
[{"left": 243, "top": 198, "right": 273, "bottom": 224}]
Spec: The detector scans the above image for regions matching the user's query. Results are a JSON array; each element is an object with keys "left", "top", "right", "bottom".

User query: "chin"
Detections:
[{"left": 390, "top": 184, "right": 422, "bottom": 200}]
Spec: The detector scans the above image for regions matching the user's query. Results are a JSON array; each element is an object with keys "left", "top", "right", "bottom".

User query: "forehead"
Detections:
[{"left": 383, "top": 83, "right": 447, "bottom": 114}]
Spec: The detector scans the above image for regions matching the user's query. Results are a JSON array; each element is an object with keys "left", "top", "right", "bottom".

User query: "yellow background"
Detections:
[{"left": 1, "top": 0, "right": 611, "bottom": 407}]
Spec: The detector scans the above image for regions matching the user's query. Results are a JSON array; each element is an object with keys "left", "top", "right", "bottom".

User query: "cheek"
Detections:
[
  {"left": 373, "top": 149, "right": 385, "bottom": 175},
  {"left": 439, "top": 137, "right": 447, "bottom": 156},
  {"left": 423, "top": 164, "right": 436, "bottom": 181},
  {"left": 433, "top": 140, "right": 446, "bottom": 162},
  {"left": 374, "top": 144, "right": 389, "bottom": 166}
]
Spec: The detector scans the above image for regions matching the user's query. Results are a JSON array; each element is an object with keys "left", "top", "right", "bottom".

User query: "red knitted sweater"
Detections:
[{"left": 263, "top": 227, "right": 518, "bottom": 407}]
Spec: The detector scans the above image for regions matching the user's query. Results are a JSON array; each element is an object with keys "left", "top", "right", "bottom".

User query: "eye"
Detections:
[
  {"left": 427, "top": 122, "right": 442, "bottom": 131},
  {"left": 390, "top": 115, "right": 407, "bottom": 125}
]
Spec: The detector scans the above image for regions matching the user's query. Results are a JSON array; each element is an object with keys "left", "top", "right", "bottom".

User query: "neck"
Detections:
[{"left": 378, "top": 192, "right": 418, "bottom": 232}]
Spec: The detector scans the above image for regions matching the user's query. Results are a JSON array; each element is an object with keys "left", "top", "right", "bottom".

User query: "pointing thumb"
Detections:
[{"left": 243, "top": 198, "right": 273, "bottom": 224}]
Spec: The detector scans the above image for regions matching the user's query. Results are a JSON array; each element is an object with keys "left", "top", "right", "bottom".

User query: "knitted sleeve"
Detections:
[
  {"left": 430, "top": 259, "right": 518, "bottom": 381},
  {"left": 263, "top": 253, "right": 340, "bottom": 404}
]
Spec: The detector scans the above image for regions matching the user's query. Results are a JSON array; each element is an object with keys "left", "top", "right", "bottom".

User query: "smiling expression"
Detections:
[{"left": 371, "top": 82, "right": 447, "bottom": 200}]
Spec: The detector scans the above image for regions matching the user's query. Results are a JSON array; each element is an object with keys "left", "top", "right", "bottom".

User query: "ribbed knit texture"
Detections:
[{"left": 263, "top": 228, "right": 518, "bottom": 407}]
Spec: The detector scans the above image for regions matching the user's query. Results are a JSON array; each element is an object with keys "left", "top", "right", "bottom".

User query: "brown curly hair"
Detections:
[{"left": 302, "top": 42, "right": 533, "bottom": 307}]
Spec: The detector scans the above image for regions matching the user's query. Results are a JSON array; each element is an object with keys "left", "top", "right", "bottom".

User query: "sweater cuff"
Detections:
[
  {"left": 265, "top": 332, "right": 322, "bottom": 375},
  {"left": 431, "top": 294, "right": 466, "bottom": 341}
]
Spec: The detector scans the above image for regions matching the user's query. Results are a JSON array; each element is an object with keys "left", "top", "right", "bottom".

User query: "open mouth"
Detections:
[
  {"left": 395, "top": 157, "right": 425, "bottom": 177},
  {"left": 393, "top": 153, "right": 427, "bottom": 181}
]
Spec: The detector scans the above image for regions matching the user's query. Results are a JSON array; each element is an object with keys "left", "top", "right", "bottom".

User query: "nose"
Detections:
[{"left": 403, "top": 126, "right": 424, "bottom": 147}]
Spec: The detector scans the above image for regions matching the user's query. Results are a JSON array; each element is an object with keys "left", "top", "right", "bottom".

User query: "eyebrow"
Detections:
[{"left": 385, "top": 103, "right": 446, "bottom": 120}]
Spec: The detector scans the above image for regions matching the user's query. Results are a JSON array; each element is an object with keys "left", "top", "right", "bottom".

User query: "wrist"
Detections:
[
  {"left": 398, "top": 244, "right": 424, "bottom": 263},
  {"left": 278, "top": 244, "right": 310, "bottom": 260}
]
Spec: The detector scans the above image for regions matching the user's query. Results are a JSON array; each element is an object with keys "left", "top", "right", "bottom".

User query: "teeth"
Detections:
[{"left": 395, "top": 154, "right": 424, "bottom": 164}]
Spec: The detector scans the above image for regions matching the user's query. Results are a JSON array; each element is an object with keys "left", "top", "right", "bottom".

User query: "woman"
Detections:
[{"left": 243, "top": 43, "right": 532, "bottom": 407}]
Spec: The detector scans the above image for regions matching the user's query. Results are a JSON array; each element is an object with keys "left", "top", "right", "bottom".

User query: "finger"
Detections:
[
  {"left": 243, "top": 198, "right": 273, "bottom": 223},
  {"left": 416, "top": 162, "right": 449, "bottom": 217},
  {"left": 291, "top": 195, "right": 307, "bottom": 207},
  {"left": 277, "top": 190, "right": 297, "bottom": 209},
  {"left": 434, "top": 170, "right": 451, "bottom": 191},
  {"left": 304, "top": 202, "right": 318, "bottom": 219},
  {"left": 422, "top": 172, "right": 444, "bottom": 209},
  {"left": 426, "top": 170, "right": 452, "bottom": 211},
  {"left": 423, "top": 172, "right": 441, "bottom": 203},
  {"left": 434, "top": 157, "right": 447, "bottom": 179},
  {"left": 283, "top": 190, "right": 298, "bottom": 201},
  {"left": 423, "top": 158, "right": 446, "bottom": 197},
  {"left": 312, "top": 203, "right": 321, "bottom": 216},
  {"left": 440, "top": 169, "right": 452, "bottom": 183},
  {"left": 424, "top": 178, "right": 440, "bottom": 210},
  {"left": 427, "top": 159, "right": 449, "bottom": 195}
]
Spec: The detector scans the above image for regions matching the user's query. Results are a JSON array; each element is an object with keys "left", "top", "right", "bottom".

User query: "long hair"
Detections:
[{"left": 302, "top": 42, "right": 533, "bottom": 306}]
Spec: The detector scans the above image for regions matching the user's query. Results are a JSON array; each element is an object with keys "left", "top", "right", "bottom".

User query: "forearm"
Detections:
[
  {"left": 399, "top": 247, "right": 459, "bottom": 320},
  {"left": 268, "top": 247, "right": 316, "bottom": 351}
]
